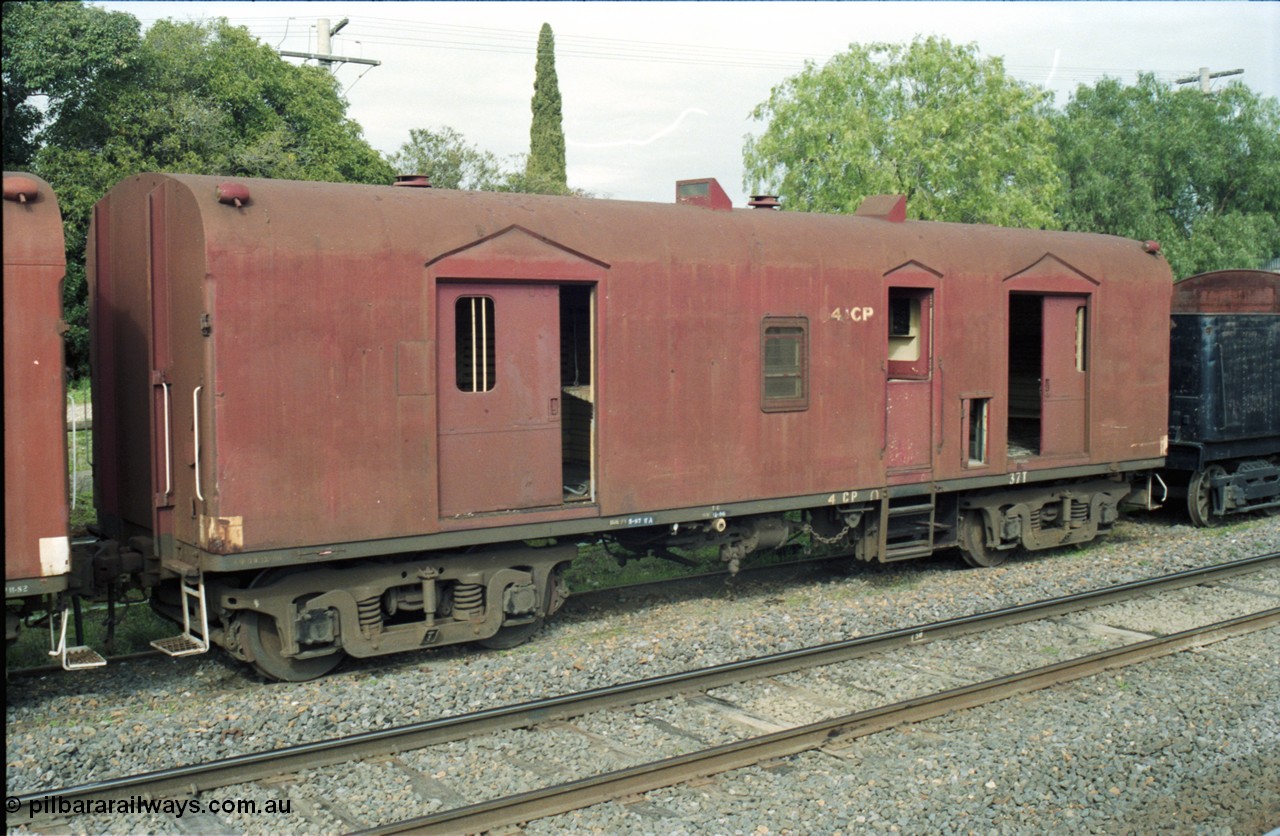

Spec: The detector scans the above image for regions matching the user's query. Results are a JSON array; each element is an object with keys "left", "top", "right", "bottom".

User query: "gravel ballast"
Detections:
[{"left": 6, "top": 513, "right": 1279, "bottom": 833}]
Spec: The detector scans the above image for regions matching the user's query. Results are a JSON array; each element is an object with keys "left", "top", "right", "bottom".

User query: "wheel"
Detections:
[
  {"left": 958, "top": 511, "right": 1008, "bottom": 568},
  {"left": 478, "top": 617, "right": 545, "bottom": 650},
  {"left": 242, "top": 568, "right": 343, "bottom": 681},
  {"left": 241, "top": 609, "right": 344, "bottom": 682},
  {"left": 1187, "top": 465, "right": 1227, "bottom": 527}
]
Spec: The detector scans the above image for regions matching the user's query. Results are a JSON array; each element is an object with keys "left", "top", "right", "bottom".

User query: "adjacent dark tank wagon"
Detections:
[
  {"left": 1166, "top": 270, "right": 1280, "bottom": 524},
  {"left": 81, "top": 174, "right": 1174, "bottom": 679}
]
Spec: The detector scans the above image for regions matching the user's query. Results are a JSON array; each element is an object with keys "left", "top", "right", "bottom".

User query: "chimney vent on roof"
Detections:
[
  {"left": 394, "top": 175, "right": 432, "bottom": 188},
  {"left": 748, "top": 195, "right": 780, "bottom": 210}
]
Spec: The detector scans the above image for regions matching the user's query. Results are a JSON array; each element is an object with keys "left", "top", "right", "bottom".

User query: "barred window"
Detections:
[
  {"left": 761, "top": 317, "right": 808, "bottom": 412},
  {"left": 456, "top": 296, "right": 496, "bottom": 392}
]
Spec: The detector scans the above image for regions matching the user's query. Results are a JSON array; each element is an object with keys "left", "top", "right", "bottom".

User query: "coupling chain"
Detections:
[{"left": 799, "top": 521, "right": 851, "bottom": 545}]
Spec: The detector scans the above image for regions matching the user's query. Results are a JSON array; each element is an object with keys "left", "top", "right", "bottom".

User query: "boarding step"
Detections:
[
  {"left": 151, "top": 576, "right": 210, "bottom": 657},
  {"left": 151, "top": 634, "right": 207, "bottom": 656},
  {"left": 883, "top": 543, "right": 934, "bottom": 561},
  {"left": 881, "top": 494, "right": 938, "bottom": 561},
  {"left": 48, "top": 609, "right": 107, "bottom": 670},
  {"left": 63, "top": 645, "right": 108, "bottom": 670}
]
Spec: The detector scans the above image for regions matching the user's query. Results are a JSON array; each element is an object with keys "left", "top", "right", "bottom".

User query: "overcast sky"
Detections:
[{"left": 97, "top": 1, "right": 1279, "bottom": 207}]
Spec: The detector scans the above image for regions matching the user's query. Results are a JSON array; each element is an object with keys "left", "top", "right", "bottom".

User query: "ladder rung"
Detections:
[{"left": 887, "top": 502, "right": 935, "bottom": 516}]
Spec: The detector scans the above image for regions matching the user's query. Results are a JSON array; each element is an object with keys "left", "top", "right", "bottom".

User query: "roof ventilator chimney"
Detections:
[
  {"left": 676, "top": 178, "right": 732, "bottom": 211},
  {"left": 748, "top": 195, "right": 781, "bottom": 210},
  {"left": 394, "top": 175, "right": 433, "bottom": 188}
]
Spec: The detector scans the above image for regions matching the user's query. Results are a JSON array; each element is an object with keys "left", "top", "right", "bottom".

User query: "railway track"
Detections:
[
  {"left": 369, "top": 608, "right": 1276, "bottom": 835},
  {"left": 10, "top": 552, "right": 1278, "bottom": 832}
]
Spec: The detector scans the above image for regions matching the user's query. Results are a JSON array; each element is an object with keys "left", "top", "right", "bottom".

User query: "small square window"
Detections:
[{"left": 761, "top": 317, "right": 808, "bottom": 412}]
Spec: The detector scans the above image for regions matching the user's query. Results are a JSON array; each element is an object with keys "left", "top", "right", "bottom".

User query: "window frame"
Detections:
[
  {"left": 760, "top": 316, "right": 809, "bottom": 413},
  {"left": 963, "top": 395, "right": 993, "bottom": 468},
  {"left": 887, "top": 287, "right": 932, "bottom": 380},
  {"left": 455, "top": 295, "right": 496, "bottom": 393}
]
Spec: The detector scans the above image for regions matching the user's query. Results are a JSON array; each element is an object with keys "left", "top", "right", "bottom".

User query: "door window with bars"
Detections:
[{"left": 456, "top": 296, "right": 496, "bottom": 392}]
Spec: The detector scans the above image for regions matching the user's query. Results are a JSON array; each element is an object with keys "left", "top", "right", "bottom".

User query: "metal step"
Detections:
[
  {"left": 880, "top": 493, "right": 939, "bottom": 562},
  {"left": 151, "top": 576, "right": 211, "bottom": 657},
  {"left": 48, "top": 608, "right": 107, "bottom": 671},
  {"left": 63, "top": 645, "right": 108, "bottom": 670},
  {"left": 883, "top": 542, "right": 935, "bottom": 561},
  {"left": 151, "top": 633, "right": 208, "bottom": 657}
]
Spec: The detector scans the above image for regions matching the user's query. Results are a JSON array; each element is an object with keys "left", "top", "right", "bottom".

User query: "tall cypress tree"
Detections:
[{"left": 525, "top": 23, "right": 567, "bottom": 194}]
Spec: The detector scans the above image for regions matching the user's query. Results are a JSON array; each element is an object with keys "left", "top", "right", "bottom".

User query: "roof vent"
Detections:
[
  {"left": 855, "top": 194, "right": 907, "bottom": 223},
  {"left": 3, "top": 175, "right": 40, "bottom": 203},
  {"left": 748, "top": 195, "right": 780, "bottom": 210},
  {"left": 394, "top": 175, "right": 432, "bottom": 188},
  {"left": 216, "top": 182, "right": 251, "bottom": 208},
  {"left": 676, "top": 178, "right": 732, "bottom": 211}
]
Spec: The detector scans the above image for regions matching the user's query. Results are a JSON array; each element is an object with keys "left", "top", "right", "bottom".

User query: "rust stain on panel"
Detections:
[{"left": 201, "top": 515, "right": 244, "bottom": 553}]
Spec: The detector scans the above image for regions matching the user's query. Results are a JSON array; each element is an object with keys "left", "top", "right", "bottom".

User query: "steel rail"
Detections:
[
  {"left": 9, "top": 552, "right": 1277, "bottom": 819},
  {"left": 362, "top": 606, "right": 1279, "bottom": 835}
]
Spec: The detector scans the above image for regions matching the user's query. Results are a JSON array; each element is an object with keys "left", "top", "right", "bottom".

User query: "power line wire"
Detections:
[{"left": 125, "top": 12, "right": 1205, "bottom": 87}]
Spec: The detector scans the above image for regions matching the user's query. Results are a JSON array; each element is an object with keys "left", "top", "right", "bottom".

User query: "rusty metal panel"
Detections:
[
  {"left": 885, "top": 380, "right": 932, "bottom": 472},
  {"left": 3, "top": 172, "right": 69, "bottom": 587},
  {"left": 203, "top": 220, "right": 435, "bottom": 552},
  {"left": 436, "top": 282, "right": 562, "bottom": 515},
  {"left": 1040, "top": 295, "right": 1089, "bottom": 456},
  {"left": 89, "top": 173, "right": 1177, "bottom": 564},
  {"left": 1172, "top": 270, "right": 1279, "bottom": 314},
  {"left": 90, "top": 176, "right": 170, "bottom": 542}
]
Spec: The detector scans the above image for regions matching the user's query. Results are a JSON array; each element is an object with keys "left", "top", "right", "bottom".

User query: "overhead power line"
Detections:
[{"left": 129, "top": 12, "right": 1214, "bottom": 89}]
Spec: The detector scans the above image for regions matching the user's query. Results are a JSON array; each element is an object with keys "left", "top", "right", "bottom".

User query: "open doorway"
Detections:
[
  {"left": 1007, "top": 292, "right": 1090, "bottom": 458},
  {"left": 559, "top": 285, "right": 594, "bottom": 502},
  {"left": 1008, "top": 294, "right": 1042, "bottom": 457}
]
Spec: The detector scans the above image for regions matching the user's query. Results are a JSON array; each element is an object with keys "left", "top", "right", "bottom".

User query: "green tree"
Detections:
[
  {"left": 7, "top": 4, "right": 394, "bottom": 374},
  {"left": 1054, "top": 74, "right": 1280, "bottom": 278},
  {"left": 743, "top": 36, "right": 1060, "bottom": 227},
  {"left": 2, "top": 0, "right": 141, "bottom": 168},
  {"left": 524, "top": 22, "right": 568, "bottom": 195},
  {"left": 389, "top": 126, "right": 507, "bottom": 190}
]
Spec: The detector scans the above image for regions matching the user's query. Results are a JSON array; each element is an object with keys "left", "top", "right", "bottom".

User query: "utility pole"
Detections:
[
  {"left": 279, "top": 18, "right": 380, "bottom": 72},
  {"left": 1175, "top": 66, "right": 1243, "bottom": 93}
]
